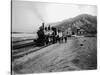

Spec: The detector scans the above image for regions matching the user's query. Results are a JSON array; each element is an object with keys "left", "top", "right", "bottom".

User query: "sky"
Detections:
[{"left": 12, "top": 0, "right": 97, "bottom": 32}]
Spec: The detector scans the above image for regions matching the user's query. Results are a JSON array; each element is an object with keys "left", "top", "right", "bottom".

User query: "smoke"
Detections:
[{"left": 33, "top": 7, "right": 45, "bottom": 23}]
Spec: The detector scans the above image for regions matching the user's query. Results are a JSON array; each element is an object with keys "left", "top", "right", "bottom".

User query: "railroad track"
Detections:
[
  {"left": 12, "top": 40, "right": 52, "bottom": 61},
  {"left": 12, "top": 40, "right": 35, "bottom": 50},
  {"left": 11, "top": 37, "right": 76, "bottom": 61}
]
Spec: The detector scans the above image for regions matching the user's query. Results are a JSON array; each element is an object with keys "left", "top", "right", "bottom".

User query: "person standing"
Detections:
[
  {"left": 58, "top": 30, "right": 63, "bottom": 43},
  {"left": 64, "top": 35, "right": 67, "bottom": 43}
]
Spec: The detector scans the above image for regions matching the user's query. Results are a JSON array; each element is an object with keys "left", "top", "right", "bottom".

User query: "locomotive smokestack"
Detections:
[
  {"left": 42, "top": 22, "right": 44, "bottom": 27},
  {"left": 42, "top": 22, "right": 45, "bottom": 30}
]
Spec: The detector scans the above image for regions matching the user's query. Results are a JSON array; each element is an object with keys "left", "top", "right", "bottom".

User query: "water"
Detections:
[{"left": 12, "top": 33, "right": 38, "bottom": 42}]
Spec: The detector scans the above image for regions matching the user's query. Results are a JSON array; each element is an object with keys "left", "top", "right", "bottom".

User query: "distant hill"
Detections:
[{"left": 47, "top": 14, "right": 97, "bottom": 34}]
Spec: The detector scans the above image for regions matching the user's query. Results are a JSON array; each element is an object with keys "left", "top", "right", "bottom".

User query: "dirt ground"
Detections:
[{"left": 12, "top": 37, "right": 97, "bottom": 74}]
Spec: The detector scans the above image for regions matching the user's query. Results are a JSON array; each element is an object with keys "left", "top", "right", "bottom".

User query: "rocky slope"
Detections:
[{"left": 47, "top": 14, "right": 97, "bottom": 34}]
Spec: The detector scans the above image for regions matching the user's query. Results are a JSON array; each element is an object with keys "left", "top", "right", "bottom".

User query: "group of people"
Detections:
[{"left": 35, "top": 24, "right": 68, "bottom": 46}]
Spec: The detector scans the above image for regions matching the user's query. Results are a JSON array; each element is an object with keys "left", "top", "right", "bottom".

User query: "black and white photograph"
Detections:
[{"left": 11, "top": 0, "right": 97, "bottom": 74}]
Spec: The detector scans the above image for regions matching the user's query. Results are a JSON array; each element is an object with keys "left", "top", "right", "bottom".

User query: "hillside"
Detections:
[{"left": 47, "top": 14, "right": 97, "bottom": 34}]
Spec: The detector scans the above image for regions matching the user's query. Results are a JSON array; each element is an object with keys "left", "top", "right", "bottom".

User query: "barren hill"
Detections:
[{"left": 47, "top": 14, "right": 97, "bottom": 34}]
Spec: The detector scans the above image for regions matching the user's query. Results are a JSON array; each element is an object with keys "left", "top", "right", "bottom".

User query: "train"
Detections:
[{"left": 34, "top": 23, "right": 67, "bottom": 46}]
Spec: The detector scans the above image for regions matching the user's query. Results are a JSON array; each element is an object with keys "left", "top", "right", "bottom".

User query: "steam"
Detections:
[{"left": 33, "top": 7, "right": 45, "bottom": 23}]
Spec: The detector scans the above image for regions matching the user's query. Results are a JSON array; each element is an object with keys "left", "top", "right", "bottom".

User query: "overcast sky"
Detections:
[{"left": 12, "top": 0, "right": 97, "bottom": 32}]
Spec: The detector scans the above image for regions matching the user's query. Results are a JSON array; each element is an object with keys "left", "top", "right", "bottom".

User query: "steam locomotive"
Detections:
[{"left": 34, "top": 23, "right": 64, "bottom": 46}]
